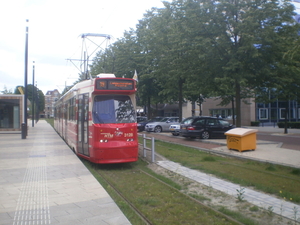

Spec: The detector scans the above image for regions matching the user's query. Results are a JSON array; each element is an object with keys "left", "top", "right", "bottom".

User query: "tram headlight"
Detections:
[
  {"left": 100, "top": 139, "right": 108, "bottom": 142},
  {"left": 126, "top": 138, "right": 134, "bottom": 142}
]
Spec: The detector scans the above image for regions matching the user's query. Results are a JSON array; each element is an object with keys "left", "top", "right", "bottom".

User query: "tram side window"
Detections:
[
  {"left": 68, "top": 97, "right": 75, "bottom": 121},
  {"left": 93, "top": 95, "right": 135, "bottom": 124}
]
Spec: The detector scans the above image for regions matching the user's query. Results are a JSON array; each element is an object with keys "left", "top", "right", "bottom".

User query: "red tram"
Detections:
[{"left": 54, "top": 74, "right": 138, "bottom": 164}]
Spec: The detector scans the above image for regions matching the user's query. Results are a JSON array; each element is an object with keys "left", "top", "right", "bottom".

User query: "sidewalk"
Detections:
[
  {"left": 0, "top": 120, "right": 131, "bottom": 225},
  {"left": 201, "top": 139, "right": 300, "bottom": 169},
  {"left": 243, "top": 125, "right": 300, "bottom": 134}
]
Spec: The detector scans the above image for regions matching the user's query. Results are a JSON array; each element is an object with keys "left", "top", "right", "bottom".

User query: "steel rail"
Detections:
[
  {"left": 95, "top": 169, "right": 153, "bottom": 225},
  {"left": 138, "top": 169, "right": 244, "bottom": 225}
]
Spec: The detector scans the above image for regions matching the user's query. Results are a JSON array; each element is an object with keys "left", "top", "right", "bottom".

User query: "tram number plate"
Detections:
[{"left": 124, "top": 133, "right": 133, "bottom": 137}]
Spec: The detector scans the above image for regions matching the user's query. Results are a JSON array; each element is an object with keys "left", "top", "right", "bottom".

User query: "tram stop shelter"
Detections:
[
  {"left": 0, "top": 95, "right": 24, "bottom": 132},
  {"left": 225, "top": 128, "right": 258, "bottom": 152}
]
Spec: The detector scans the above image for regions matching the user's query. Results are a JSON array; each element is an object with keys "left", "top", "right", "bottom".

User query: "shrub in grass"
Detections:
[
  {"left": 202, "top": 156, "right": 216, "bottom": 162},
  {"left": 291, "top": 169, "right": 300, "bottom": 176},
  {"left": 249, "top": 206, "right": 259, "bottom": 212},
  {"left": 265, "top": 165, "right": 277, "bottom": 171}
]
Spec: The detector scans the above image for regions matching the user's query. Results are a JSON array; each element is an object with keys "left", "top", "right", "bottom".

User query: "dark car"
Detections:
[
  {"left": 137, "top": 116, "right": 147, "bottom": 123},
  {"left": 179, "top": 116, "right": 234, "bottom": 139},
  {"left": 137, "top": 117, "right": 164, "bottom": 132}
]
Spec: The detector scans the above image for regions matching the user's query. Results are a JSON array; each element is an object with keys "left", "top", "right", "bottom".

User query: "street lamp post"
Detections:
[
  {"left": 32, "top": 61, "right": 35, "bottom": 127},
  {"left": 22, "top": 19, "right": 29, "bottom": 139},
  {"left": 36, "top": 87, "right": 39, "bottom": 123}
]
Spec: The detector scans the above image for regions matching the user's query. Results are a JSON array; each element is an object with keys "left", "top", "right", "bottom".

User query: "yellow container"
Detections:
[{"left": 225, "top": 128, "right": 258, "bottom": 152}]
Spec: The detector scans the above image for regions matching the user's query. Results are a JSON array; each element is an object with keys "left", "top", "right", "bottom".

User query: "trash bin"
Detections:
[{"left": 225, "top": 128, "right": 258, "bottom": 152}]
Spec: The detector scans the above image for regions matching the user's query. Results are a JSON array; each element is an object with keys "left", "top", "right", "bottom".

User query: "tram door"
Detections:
[{"left": 78, "top": 94, "right": 89, "bottom": 156}]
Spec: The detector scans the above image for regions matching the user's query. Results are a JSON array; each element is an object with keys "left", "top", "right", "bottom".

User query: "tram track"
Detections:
[
  {"left": 92, "top": 163, "right": 243, "bottom": 225},
  {"left": 94, "top": 168, "right": 153, "bottom": 225},
  {"left": 137, "top": 169, "right": 244, "bottom": 225}
]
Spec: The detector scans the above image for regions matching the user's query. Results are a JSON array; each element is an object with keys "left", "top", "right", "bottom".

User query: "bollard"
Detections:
[{"left": 21, "top": 123, "right": 26, "bottom": 139}]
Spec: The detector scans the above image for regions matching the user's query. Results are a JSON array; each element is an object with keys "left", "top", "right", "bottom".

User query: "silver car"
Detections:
[
  {"left": 169, "top": 124, "right": 180, "bottom": 136},
  {"left": 145, "top": 117, "right": 180, "bottom": 133}
]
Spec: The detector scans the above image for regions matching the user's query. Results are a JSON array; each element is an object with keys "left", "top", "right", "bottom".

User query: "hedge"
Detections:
[
  {"left": 277, "top": 122, "right": 300, "bottom": 129},
  {"left": 250, "top": 121, "right": 260, "bottom": 126}
]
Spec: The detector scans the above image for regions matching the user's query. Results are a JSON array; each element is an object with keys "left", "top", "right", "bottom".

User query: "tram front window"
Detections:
[{"left": 93, "top": 95, "right": 136, "bottom": 124}]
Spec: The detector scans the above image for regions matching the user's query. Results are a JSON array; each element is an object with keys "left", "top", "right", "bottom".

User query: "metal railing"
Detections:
[{"left": 139, "top": 133, "right": 155, "bottom": 163}]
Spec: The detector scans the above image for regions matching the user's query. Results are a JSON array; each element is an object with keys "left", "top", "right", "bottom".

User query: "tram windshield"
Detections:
[{"left": 93, "top": 95, "right": 136, "bottom": 124}]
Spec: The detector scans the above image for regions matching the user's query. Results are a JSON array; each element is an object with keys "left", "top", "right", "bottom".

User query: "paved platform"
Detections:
[{"left": 0, "top": 120, "right": 131, "bottom": 225}]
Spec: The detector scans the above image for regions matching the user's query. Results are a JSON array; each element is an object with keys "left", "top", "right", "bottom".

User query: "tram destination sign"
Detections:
[{"left": 96, "top": 79, "right": 134, "bottom": 90}]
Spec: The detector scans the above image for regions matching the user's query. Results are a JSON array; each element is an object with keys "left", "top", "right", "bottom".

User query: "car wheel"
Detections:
[
  {"left": 154, "top": 126, "right": 162, "bottom": 133},
  {"left": 201, "top": 131, "right": 210, "bottom": 139}
]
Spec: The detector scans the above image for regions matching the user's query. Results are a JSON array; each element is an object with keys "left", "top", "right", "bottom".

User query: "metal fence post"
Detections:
[
  {"left": 143, "top": 134, "right": 146, "bottom": 157},
  {"left": 151, "top": 137, "right": 155, "bottom": 163}
]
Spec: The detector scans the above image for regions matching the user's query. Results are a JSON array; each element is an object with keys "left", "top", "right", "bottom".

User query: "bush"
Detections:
[
  {"left": 277, "top": 122, "right": 300, "bottom": 129},
  {"left": 250, "top": 121, "right": 260, "bottom": 126}
]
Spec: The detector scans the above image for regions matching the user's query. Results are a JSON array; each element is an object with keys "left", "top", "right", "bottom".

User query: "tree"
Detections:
[
  {"left": 14, "top": 85, "right": 45, "bottom": 113},
  {"left": 1, "top": 86, "right": 13, "bottom": 94},
  {"left": 87, "top": 0, "right": 299, "bottom": 127},
  {"left": 191, "top": 0, "right": 298, "bottom": 127}
]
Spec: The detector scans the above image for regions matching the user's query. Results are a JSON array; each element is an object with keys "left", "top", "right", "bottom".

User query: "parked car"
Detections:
[
  {"left": 145, "top": 117, "right": 180, "bottom": 133},
  {"left": 137, "top": 117, "right": 164, "bottom": 132},
  {"left": 179, "top": 116, "right": 234, "bottom": 139},
  {"left": 169, "top": 124, "right": 180, "bottom": 136},
  {"left": 137, "top": 116, "right": 147, "bottom": 123}
]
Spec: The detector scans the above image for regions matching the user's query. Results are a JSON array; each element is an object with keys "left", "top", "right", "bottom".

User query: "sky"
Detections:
[{"left": 0, "top": 0, "right": 166, "bottom": 95}]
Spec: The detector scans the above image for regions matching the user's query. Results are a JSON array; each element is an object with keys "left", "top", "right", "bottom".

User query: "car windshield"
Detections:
[
  {"left": 148, "top": 117, "right": 163, "bottom": 123},
  {"left": 92, "top": 95, "right": 135, "bottom": 124},
  {"left": 181, "top": 118, "right": 194, "bottom": 124},
  {"left": 137, "top": 117, "right": 147, "bottom": 123},
  {"left": 160, "top": 118, "right": 170, "bottom": 122}
]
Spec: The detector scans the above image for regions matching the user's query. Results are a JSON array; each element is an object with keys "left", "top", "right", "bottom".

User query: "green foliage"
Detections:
[
  {"left": 236, "top": 187, "right": 245, "bottom": 202},
  {"left": 249, "top": 206, "right": 259, "bottom": 212},
  {"left": 251, "top": 121, "right": 260, "bottom": 126},
  {"left": 202, "top": 156, "right": 216, "bottom": 162},
  {"left": 265, "top": 165, "right": 277, "bottom": 172},
  {"left": 291, "top": 169, "right": 300, "bottom": 176},
  {"left": 14, "top": 85, "right": 45, "bottom": 112},
  {"left": 0, "top": 86, "right": 13, "bottom": 94},
  {"left": 277, "top": 122, "right": 300, "bottom": 129},
  {"left": 88, "top": 0, "right": 300, "bottom": 126}
]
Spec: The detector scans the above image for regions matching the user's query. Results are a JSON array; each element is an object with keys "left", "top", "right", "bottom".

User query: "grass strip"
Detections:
[
  {"left": 153, "top": 139, "right": 300, "bottom": 203},
  {"left": 83, "top": 160, "right": 147, "bottom": 224},
  {"left": 85, "top": 160, "right": 243, "bottom": 225}
]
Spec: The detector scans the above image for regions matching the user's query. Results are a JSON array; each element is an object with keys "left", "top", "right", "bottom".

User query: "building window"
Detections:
[
  {"left": 280, "top": 108, "right": 286, "bottom": 119},
  {"left": 209, "top": 109, "right": 232, "bottom": 119},
  {"left": 259, "top": 108, "right": 268, "bottom": 120}
]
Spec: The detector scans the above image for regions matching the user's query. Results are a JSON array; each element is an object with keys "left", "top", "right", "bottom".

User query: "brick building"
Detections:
[{"left": 44, "top": 89, "right": 60, "bottom": 118}]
